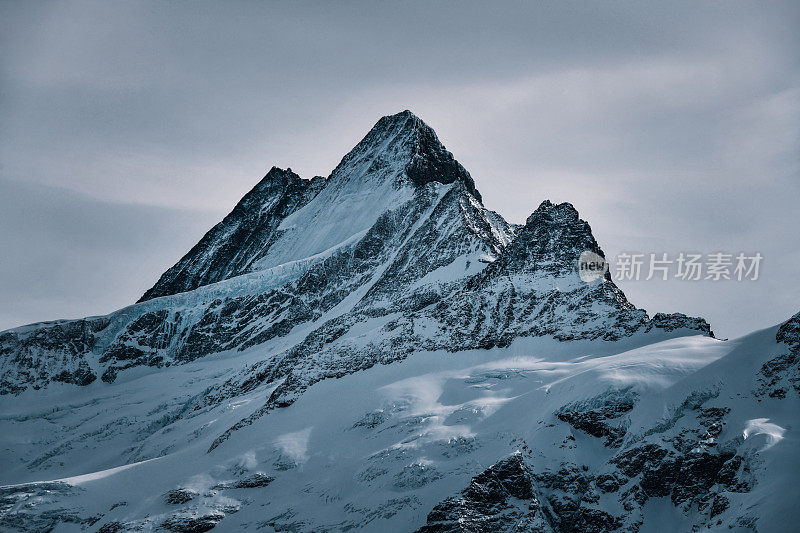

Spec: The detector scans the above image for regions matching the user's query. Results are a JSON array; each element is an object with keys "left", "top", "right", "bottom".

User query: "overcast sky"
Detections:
[{"left": 1, "top": 1, "right": 798, "bottom": 338}]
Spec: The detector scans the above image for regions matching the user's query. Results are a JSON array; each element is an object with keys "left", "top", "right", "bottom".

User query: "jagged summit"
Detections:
[
  {"left": 493, "top": 199, "right": 604, "bottom": 277},
  {"left": 138, "top": 166, "right": 325, "bottom": 302},
  {"left": 526, "top": 199, "right": 579, "bottom": 224},
  {"left": 139, "top": 111, "right": 484, "bottom": 301},
  {"left": 332, "top": 110, "right": 481, "bottom": 201}
]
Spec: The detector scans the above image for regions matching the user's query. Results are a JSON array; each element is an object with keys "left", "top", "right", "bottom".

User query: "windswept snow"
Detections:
[
  {"left": 743, "top": 418, "right": 786, "bottom": 451},
  {"left": 1, "top": 325, "right": 796, "bottom": 531}
]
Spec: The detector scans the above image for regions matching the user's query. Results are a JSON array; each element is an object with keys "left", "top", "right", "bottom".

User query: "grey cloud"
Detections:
[
  {"left": 0, "top": 178, "right": 221, "bottom": 330},
  {"left": 0, "top": 1, "right": 798, "bottom": 337}
]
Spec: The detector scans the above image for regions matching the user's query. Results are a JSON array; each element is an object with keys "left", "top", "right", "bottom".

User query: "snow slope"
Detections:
[{"left": 1, "top": 322, "right": 797, "bottom": 531}]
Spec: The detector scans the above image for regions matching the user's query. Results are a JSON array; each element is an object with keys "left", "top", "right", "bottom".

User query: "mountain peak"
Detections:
[
  {"left": 137, "top": 165, "right": 324, "bottom": 302},
  {"left": 334, "top": 110, "right": 482, "bottom": 201},
  {"left": 496, "top": 200, "right": 602, "bottom": 276},
  {"left": 526, "top": 200, "right": 580, "bottom": 225},
  {"left": 373, "top": 109, "right": 422, "bottom": 131}
]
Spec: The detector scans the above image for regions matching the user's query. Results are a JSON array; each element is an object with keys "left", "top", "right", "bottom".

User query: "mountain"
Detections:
[
  {"left": 0, "top": 111, "right": 794, "bottom": 533},
  {"left": 139, "top": 110, "right": 481, "bottom": 302},
  {"left": 139, "top": 167, "right": 326, "bottom": 302}
]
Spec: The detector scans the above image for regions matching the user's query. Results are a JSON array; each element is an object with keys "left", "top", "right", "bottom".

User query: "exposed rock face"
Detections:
[
  {"left": 417, "top": 382, "right": 760, "bottom": 533},
  {"left": 417, "top": 453, "right": 545, "bottom": 533},
  {"left": 776, "top": 311, "right": 800, "bottom": 348},
  {"left": 215, "top": 472, "right": 274, "bottom": 489},
  {"left": 165, "top": 488, "right": 197, "bottom": 505},
  {"left": 755, "top": 311, "right": 800, "bottom": 398},
  {"left": 393, "top": 111, "right": 482, "bottom": 201},
  {"left": 556, "top": 389, "right": 636, "bottom": 447},
  {"left": 527, "top": 389, "right": 758, "bottom": 532},
  {"left": 492, "top": 200, "right": 603, "bottom": 277},
  {"left": 161, "top": 511, "right": 225, "bottom": 533},
  {"left": 0, "top": 482, "right": 99, "bottom": 532},
  {"left": 139, "top": 167, "right": 325, "bottom": 302},
  {"left": 198, "top": 195, "right": 711, "bottom": 452},
  {"left": 646, "top": 312, "right": 714, "bottom": 337},
  {"left": 0, "top": 318, "right": 107, "bottom": 394}
]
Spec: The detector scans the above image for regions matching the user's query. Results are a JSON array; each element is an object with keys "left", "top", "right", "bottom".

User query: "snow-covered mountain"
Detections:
[{"left": 0, "top": 111, "right": 795, "bottom": 532}]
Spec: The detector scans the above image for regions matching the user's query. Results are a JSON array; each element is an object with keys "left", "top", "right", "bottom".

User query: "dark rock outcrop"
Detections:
[
  {"left": 164, "top": 488, "right": 197, "bottom": 505},
  {"left": 417, "top": 453, "right": 543, "bottom": 532},
  {"left": 556, "top": 389, "right": 637, "bottom": 447},
  {"left": 161, "top": 512, "right": 225, "bottom": 532},
  {"left": 755, "top": 311, "right": 800, "bottom": 397},
  {"left": 139, "top": 167, "right": 325, "bottom": 302},
  {"left": 647, "top": 312, "right": 714, "bottom": 337}
]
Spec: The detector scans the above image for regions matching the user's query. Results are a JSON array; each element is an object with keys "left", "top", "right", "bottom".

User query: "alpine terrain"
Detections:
[{"left": 0, "top": 111, "right": 797, "bottom": 532}]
